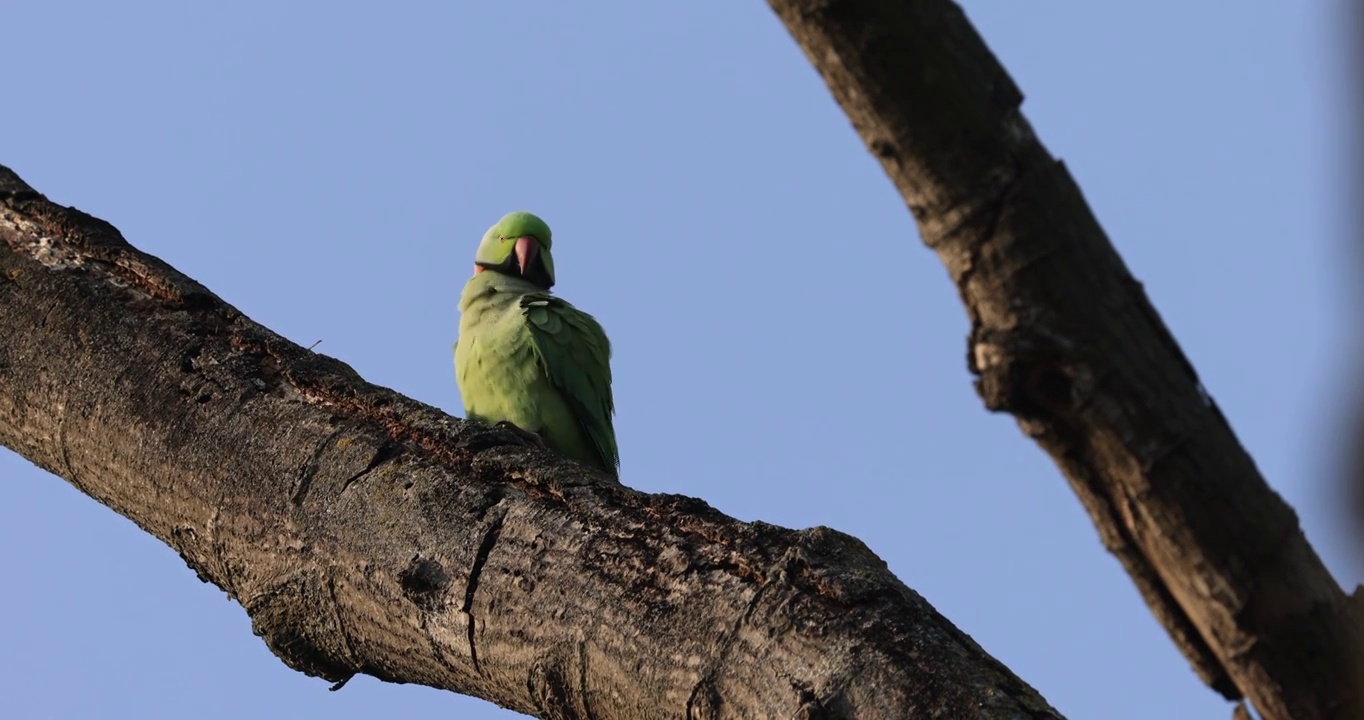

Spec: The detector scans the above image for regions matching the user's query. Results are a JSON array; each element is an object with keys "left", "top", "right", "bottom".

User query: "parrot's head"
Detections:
[{"left": 474, "top": 211, "right": 556, "bottom": 289}]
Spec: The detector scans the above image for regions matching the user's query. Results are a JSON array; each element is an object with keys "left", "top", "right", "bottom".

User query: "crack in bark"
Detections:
[
  {"left": 339, "top": 442, "right": 399, "bottom": 495},
  {"left": 462, "top": 507, "right": 507, "bottom": 675},
  {"left": 293, "top": 428, "right": 345, "bottom": 507},
  {"left": 684, "top": 559, "right": 781, "bottom": 719}
]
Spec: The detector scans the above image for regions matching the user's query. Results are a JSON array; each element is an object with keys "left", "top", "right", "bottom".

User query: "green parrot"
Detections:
[{"left": 454, "top": 211, "right": 619, "bottom": 477}]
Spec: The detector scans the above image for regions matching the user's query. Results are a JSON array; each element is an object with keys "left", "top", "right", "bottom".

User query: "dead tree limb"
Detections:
[
  {"left": 765, "top": 1, "right": 1364, "bottom": 719},
  {"left": 0, "top": 164, "right": 1063, "bottom": 719}
]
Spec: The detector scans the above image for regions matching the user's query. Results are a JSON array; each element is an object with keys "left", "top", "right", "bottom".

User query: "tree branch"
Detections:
[
  {"left": 764, "top": 1, "right": 1364, "bottom": 719},
  {"left": 0, "top": 164, "right": 1061, "bottom": 719}
]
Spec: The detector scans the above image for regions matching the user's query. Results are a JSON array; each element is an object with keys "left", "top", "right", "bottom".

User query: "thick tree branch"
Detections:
[
  {"left": 765, "top": 1, "right": 1363, "bottom": 719},
  {"left": 0, "top": 164, "right": 1062, "bottom": 719}
]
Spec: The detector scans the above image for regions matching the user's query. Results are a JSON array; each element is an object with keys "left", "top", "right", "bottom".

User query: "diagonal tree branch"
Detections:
[
  {"left": 0, "top": 163, "right": 1062, "bottom": 719},
  {"left": 765, "top": 1, "right": 1364, "bottom": 719}
]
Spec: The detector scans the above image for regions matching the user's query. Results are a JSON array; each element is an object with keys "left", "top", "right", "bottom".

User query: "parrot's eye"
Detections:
[{"left": 499, "top": 236, "right": 507, "bottom": 243}]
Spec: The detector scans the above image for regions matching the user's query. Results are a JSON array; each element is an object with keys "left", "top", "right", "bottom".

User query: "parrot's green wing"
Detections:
[{"left": 520, "top": 292, "right": 619, "bottom": 474}]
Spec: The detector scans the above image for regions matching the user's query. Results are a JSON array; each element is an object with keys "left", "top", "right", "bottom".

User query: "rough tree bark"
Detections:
[
  {"left": 0, "top": 163, "right": 1064, "bottom": 718},
  {"left": 765, "top": 1, "right": 1364, "bottom": 720}
]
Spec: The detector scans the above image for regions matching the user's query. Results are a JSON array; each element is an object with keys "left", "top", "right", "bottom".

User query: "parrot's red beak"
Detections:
[{"left": 514, "top": 235, "right": 539, "bottom": 276}]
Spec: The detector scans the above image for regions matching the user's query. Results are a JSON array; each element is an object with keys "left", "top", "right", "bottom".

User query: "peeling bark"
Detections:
[
  {"left": 764, "top": 1, "right": 1364, "bottom": 719},
  {"left": 0, "top": 164, "right": 1062, "bottom": 719}
]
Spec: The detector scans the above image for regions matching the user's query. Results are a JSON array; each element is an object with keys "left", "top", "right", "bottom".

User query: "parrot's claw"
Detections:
[{"left": 495, "top": 421, "right": 547, "bottom": 448}]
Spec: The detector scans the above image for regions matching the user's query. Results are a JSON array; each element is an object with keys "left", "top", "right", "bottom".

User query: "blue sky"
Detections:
[{"left": 0, "top": 2, "right": 1352, "bottom": 718}]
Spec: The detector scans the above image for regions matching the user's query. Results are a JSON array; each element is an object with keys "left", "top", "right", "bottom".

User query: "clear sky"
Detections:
[{"left": 0, "top": 2, "right": 1352, "bottom": 719}]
